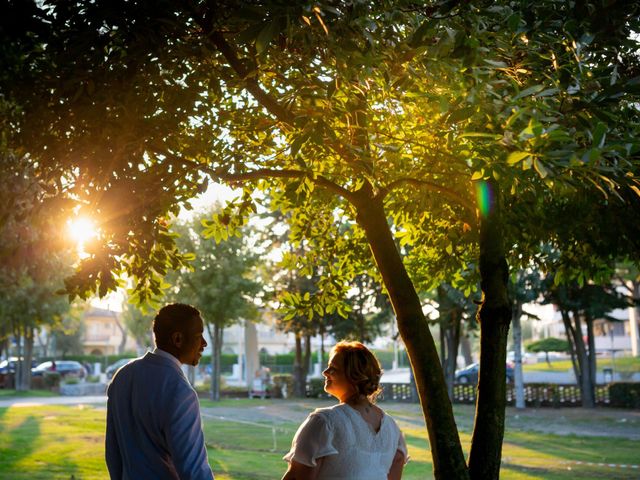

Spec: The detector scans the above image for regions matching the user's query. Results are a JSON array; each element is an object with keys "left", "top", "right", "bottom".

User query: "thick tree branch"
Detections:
[
  {"left": 156, "top": 148, "right": 357, "bottom": 203},
  {"left": 207, "top": 31, "right": 297, "bottom": 126},
  {"left": 382, "top": 177, "right": 476, "bottom": 214},
  {"left": 211, "top": 168, "right": 357, "bottom": 203}
]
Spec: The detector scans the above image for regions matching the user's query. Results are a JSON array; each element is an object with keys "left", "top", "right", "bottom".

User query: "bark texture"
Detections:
[
  {"left": 354, "top": 189, "right": 469, "bottom": 480},
  {"left": 468, "top": 182, "right": 511, "bottom": 480}
]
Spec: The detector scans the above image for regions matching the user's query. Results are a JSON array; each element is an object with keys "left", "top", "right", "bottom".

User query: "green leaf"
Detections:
[
  {"left": 507, "top": 151, "right": 530, "bottom": 165},
  {"left": 535, "top": 88, "right": 559, "bottom": 97},
  {"left": 507, "top": 13, "right": 521, "bottom": 32},
  {"left": 533, "top": 158, "right": 548, "bottom": 178},
  {"left": 447, "top": 106, "right": 475, "bottom": 124},
  {"left": 513, "top": 85, "right": 544, "bottom": 100},
  {"left": 255, "top": 20, "right": 280, "bottom": 54},
  {"left": 459, "top": 132, "right": 502, "bottom": 140},
  {"left": 484, "top": 59, "right": 508, "bottom": 68},
  {"left": 471, "top": 170, "right": 484, "bottom": 180},
  {"left": 592, "top": 122, "right": 607, "bottom": 148}
]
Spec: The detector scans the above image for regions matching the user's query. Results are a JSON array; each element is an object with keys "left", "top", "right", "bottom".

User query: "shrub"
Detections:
[
  {"left": 306, "top": 378, "right": 329, "bottom": 399},
  {"left": 87, "top": 375, "right": 100, "bottom": 383},
  {"left": 43, "top": 371, "right": 61, "bottom": 389},
  {"left": 64, "top": 377, "right": 80, "bottom": 385},
  {"left": 272, "top": 374, "right": 294, "bottom": 398},
  {"left": 609, "top": 382, "right": 640, "bottom": 409}
]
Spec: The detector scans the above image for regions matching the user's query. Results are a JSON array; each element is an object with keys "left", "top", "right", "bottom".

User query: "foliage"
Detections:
[
  {"left": 271, "top": 373, "right": 294, "bottom": 399},
  {"left": 526, "top": 338, "right": 570, "bottom": 354},
  {"left": 42, "top": 371, "right": 61, "bottom": 389},
  {"left": 306, "top": 377, "right": 330, "bottom": 399},
  {"left": 166, "top": 209, "right": 262, "bottom": 328},
  {"left": 50, "top": 305, "right": 86, "bottom": 357},
  {"left": 609, "top": 382, "right": 640, "bottom": 409},
  {"left": 120, "top": 300, "right": 154, "bottom": 350}
]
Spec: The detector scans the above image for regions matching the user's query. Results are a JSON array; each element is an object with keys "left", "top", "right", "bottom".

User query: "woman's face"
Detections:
[{"left": 323, "top": 352, "right": 356, "bottom": 401}]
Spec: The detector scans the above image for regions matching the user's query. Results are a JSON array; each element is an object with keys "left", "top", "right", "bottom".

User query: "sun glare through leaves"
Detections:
[{"left": 66, "top": 217, "right": 99, "bottom": 257}]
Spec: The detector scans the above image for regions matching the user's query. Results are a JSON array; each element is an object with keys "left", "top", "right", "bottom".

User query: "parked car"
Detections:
[
  {"left": 455, "top": 362, "right": 514, "bottom": 384},
  {"left": 106, "top": 358, "right": 136, "bottom": 380},
  {"left": 31, "top": 360, "right": 87, "bottom": 379},
  {"left": 0, "top": 357, "right": 39, "bottom": 387}
]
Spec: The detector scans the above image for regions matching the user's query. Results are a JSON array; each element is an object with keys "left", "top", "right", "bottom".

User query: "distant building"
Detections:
[
  {"left": 83, "top": 307, "right": 137, "bottom": 356},
  {"left": 530, "top": 301, "right": 640, "bottom": 356}
]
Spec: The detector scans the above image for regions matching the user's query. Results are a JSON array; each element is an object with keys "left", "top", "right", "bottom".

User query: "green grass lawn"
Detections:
[
  {"left": 523, "top": 355, "right": 640, "bottom": 375},
  {"left": 0, "top": 389, "right": 58, "bottom": 398},
  {"left": 0, "top": 399, "right": 638, "bottom": 479}
]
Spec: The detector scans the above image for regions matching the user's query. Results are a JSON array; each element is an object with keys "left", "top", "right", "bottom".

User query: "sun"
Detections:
[{"left": 67, "top": 217, "right": 98, "bottom": 246}]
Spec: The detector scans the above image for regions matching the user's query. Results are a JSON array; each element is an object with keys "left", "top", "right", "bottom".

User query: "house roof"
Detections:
[{"left": 84, "top": 307, "right": 119, "bottom": 319}]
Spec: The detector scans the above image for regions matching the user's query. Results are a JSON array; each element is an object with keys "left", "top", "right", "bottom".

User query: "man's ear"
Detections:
[{"left": 171, "top": 331, "right": 183, "bottom": 348}]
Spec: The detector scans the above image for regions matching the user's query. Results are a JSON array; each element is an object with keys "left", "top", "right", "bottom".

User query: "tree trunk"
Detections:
[
  {"left": 460, "top": 334, "right": 473, "bottom": 366},
  {"left": 114, "top": 318, "right": 127, "bottom": 355},
  {"left": 468, "top": 181, "right": 511, "bottom": 480},
  {"left": 437, "top": 288, "right": 461, "bottom": 402},
  {"left": 586, "top": 313, "right": 597, "bottom": 397},
  {"left": 628, "top": 280, "right": 640, "bottom": 357},
  {"left": 209, "top": 323, "right": 222, "bottom": 401},
  {"left": 17, "top": 326, "right": 35, "bottom": 391},
  {"left": 353, "top": 189, "right": 469, "bottom": 480},
  {"left": 293, "top": 333, "right": 306, "bottom": 398},
  {"left": 512, "top": 301, "right": 525, "bottom": 409},
  {"left": 304, "top": 333, "right": 312, "bottom": 376},
  {"left": 561, "top": 310, "right": 581, "bottom": 383},
  {"left": 571, "top": 310, "right": 595, "bottom": 408}
]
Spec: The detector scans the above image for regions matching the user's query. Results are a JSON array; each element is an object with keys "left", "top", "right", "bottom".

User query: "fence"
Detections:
[{"left": 379, "top": 382, "right": 612, "bottom": 407}]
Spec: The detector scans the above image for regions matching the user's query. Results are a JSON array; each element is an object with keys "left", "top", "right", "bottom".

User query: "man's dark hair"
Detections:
[{"left": 152, "top": 303, "right": 201, "bottom": 348}]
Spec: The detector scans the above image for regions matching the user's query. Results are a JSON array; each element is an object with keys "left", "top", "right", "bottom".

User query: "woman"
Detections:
[{"left": 282, "top": 341, "right": 408, "bottom": 480}]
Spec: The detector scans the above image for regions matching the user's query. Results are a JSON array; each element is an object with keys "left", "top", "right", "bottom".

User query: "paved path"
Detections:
[
  {"left": 0, "top": 395, "right": 107, "bottom": 408},
  {"left": 381, "top": 367, "right": 640, "bottom": 384}
]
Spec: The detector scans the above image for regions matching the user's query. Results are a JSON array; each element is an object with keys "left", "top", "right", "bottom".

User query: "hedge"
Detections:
[{"left": 609, "top": 382, "right": 640, "bottom": 409}]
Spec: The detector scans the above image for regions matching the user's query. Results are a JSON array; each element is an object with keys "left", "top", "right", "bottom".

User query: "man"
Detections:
[{"left": 106, "top": 303, "right": 214, "bottom": 479}]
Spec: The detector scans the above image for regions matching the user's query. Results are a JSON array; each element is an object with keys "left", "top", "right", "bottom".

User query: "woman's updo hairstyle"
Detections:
[{"left": 332, "top": 341, "right": 383, "bottom": 402}]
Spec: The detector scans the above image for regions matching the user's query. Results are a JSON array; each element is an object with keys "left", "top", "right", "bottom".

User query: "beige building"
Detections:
[{"left": 83, "top": 307, "right": 137, "bottom": 356}]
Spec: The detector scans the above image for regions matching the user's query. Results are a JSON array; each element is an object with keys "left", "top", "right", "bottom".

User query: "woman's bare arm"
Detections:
[
  {"left": 387, "top": 449, "right": 405, "bottom": 480},
  {"left": 282, "top": 459, "right": 323, "bottom": 480}
]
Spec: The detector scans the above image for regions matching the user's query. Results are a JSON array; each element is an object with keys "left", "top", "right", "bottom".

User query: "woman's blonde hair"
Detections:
[{"left": 331, "top": 341, "right": 383, "bottom": 402}]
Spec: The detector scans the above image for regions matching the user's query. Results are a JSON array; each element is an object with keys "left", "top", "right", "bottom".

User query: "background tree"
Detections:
[
  {"left": 509, "top": 268, "right": 543, "bottom": 409},
  {"left": 526, "top": 337, "right": 570, "bottom": 366},
  {"left": 434, "top": 283, "right": 477, "bottom": 399},
  {"left": 121, "top": 300, "right": 154, "bottom": 351},
  {"left": 544, "top": 277, "right": 632, "bottom": 407},
  {"left": 51, "top": 308, "right": 86, "bottom": 358},
  {"left": 166, "top": 209, "right": 262, "bottom": 401}
]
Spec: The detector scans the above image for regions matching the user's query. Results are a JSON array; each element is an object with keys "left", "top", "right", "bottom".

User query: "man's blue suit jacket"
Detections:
[{"left": 105, "top": 351, "right": 214, "bottom": 479}]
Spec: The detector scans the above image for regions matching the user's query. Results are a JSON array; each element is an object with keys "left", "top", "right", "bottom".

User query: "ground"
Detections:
[{"left": 200, "top": 398, "right": 640, "bottom": 440}]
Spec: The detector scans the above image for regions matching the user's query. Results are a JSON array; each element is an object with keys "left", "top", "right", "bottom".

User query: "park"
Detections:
[{"left": 1, "top": 1, "right": 640, "bottom": 479}]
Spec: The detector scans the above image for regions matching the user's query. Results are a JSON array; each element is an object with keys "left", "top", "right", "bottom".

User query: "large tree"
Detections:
[{"left": 3, "top": 2, "right": 639, "bottom": 478}]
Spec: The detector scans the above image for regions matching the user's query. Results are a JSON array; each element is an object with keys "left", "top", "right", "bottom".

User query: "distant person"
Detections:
[
  {"left": 106, "top": 303, "right": 214, "bottom": 479},
  {"left": 282, "top": 341, "right": 408, "bottom": 480}
]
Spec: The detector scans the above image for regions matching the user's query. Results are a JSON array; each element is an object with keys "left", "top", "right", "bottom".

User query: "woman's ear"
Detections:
[{"left": 171, "top": 331, "right": 183, "bottom": 348}]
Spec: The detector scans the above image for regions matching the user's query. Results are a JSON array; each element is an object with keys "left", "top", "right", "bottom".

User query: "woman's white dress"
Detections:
[{"left": 284, "top": 403, "right": 408, "bottom": 480}]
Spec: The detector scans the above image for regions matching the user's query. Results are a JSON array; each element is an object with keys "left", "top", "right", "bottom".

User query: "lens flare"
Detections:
[{"left": 475, "top": 181, "right": 494, "bottom": 218}]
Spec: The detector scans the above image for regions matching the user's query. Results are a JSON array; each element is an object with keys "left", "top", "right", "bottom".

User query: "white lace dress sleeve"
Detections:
[{"left": 283, "top": 411, "right": 339, "bottom": 467}]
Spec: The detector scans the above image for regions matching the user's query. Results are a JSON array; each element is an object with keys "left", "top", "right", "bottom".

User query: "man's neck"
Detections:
[{"left": 155, "top": 347, "right": 182, "bottom": 365}]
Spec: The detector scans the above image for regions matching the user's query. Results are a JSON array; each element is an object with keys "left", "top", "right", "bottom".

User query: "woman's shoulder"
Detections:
[
  {"left": 379, "top": 408, "right": 403, "bottom": 434},
  {"left": 310, "top": 403, "right": 350, "bottom": 422}
]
